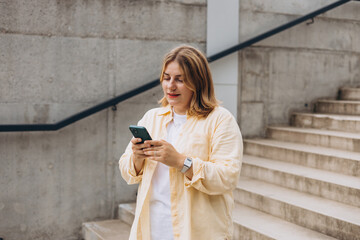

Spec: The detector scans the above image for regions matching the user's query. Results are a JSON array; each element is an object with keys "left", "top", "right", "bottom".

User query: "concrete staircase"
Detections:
[{"left": 82, "top": 87, "right": 360, "bottom": 239}]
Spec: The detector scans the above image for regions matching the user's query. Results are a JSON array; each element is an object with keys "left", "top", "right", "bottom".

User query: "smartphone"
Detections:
[{"left": 129, "top": 125, "right": 152, "bottom": 144}]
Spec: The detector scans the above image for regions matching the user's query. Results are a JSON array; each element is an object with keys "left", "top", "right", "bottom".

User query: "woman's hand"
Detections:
[
  {"left": 131, "top": 138, "right": 151, "bottom": 174},
  {"left": 143, "top": 140, "right": 186, "bottom": 170}
]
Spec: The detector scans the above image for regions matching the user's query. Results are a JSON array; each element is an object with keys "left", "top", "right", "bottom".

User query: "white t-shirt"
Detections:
[{"left": 149, "top": 111, "right": 187, "bottom": 240}]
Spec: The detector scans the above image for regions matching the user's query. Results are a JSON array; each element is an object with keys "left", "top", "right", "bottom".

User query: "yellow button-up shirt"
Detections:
[{"left": 119, "top": 105, "right": 243, "bottom": 240}]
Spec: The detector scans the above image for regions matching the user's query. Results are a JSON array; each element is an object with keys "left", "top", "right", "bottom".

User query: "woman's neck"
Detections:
[{"left": 173, "top": 106, "right": 188, "bottom": 116}]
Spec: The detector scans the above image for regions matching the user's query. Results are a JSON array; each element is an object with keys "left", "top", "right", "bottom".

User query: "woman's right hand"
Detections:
[{"left": 131, "top": 138, "right": 150, "bottom": 174}]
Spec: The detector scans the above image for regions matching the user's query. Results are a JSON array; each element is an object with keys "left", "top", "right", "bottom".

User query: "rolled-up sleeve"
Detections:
[
  {"left": 119, "top": 116, "right": 148, "bottom": 185},
  {"left": 119, "top": 142, "right": 144, "bottom": 185},
  {"left": 184, "top": 112, "right": 243, "bottom": 195}
]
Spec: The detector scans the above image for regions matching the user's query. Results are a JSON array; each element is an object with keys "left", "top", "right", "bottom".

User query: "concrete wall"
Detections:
[
  {"left": 238, "top": 0, "right": 360, "bottom": 137},
  {"left": 0, "top": 0, "right": 206, "bottom": 239},
  {"left": 2, "top": 0, "right": 360, "bottom": 239}
]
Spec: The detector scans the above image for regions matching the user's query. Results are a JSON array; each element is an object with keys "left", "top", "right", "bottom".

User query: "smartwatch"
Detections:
[{"left": 181, "top": 157, "right": 193, "bottom": 173}]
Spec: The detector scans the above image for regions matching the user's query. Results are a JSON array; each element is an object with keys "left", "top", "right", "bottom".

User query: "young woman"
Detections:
[{"left": 119, "top": 45, "right": 243, "bottom": 240}]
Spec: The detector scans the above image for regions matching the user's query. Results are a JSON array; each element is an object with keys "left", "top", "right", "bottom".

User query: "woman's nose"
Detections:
[{"left": 168, "top": 79, "right": 176, "bottom": 89}]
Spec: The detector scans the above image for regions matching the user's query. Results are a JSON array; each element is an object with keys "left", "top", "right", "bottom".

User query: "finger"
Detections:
[
  {"left": 143, "top": 150, "right": 156, "bottom": 156},
  {"left": 132, "top": 138, "right": 152, "bottom": 147},
  {"left": 131, "top": 139, "right": 144, "bottom": 148},
  {"left": 131, "top": 138, "right": 142, "bottom": 144},
  {"left": 133, "top": 149, "right": 145, "bottom": 155},
  {"left": 133, "top": 145, "right": 149, "bottom": 151},
  {"left": 136, "top": 154, "right": 148, "bottom": 159},
  {"left": 144, "top": 140, "right": 164, "bottom": 146},
  {"left": 132, "top": 141, "right": 151, "bottom": 150},
  {"left": 132, "top": 150, "right": 147, "bottom": 158},
  {"left": 149, "top": 156, "right": 162, "bottom": 162},
  {"left": 143, "top": 146, "right": 162, "bottom": 152}
]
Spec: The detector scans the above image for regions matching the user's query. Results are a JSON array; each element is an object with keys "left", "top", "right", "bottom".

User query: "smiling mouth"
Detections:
[{"left": 168, "top": 93, "right": 180, "bottom": 98}]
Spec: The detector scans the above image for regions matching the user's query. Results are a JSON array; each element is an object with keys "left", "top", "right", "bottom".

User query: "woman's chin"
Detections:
[{"left": 167, "top": 99, "right": 179, "bottom": 106}]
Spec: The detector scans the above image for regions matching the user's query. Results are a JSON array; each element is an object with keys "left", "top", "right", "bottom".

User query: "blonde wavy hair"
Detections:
[{"left": 159, "top": 45, "right": 219, "bottom": 118}]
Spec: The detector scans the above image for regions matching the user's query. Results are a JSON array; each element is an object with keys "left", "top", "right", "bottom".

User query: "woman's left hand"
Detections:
[{"left": 143, "top": 140, "right": 185, "bottom": 170}]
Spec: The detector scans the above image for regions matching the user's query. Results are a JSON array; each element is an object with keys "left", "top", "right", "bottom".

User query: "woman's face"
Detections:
[{"left": 162, "top": 61, "right": 193, "bottom": 115}]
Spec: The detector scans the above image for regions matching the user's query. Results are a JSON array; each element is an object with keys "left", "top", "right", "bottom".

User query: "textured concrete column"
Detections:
[
  {"left": 0, "top": 1, "right": 207, "bottom": 239},
  {"left": 207, "top": 0, "right": 239, "bottom": 118}
]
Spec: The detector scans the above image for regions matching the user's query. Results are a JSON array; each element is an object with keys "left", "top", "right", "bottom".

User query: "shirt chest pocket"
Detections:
[{"left": 181, "top": 133, "right": 210, "bottom": 161}]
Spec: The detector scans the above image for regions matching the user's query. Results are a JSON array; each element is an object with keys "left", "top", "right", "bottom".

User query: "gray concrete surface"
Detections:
[
  {"left": 0, "top": 0, "right": 206, "bottom": 239},
  {"left": 82, "top": 220, "right": 131, "bottom": 240},
  {"left": 0, "top": 0, "right": 206, "bottom": 42},
  {"left": 0, "top": 34, "right": 203, "bottom": 124},
  {"left": 238, "top": 0, "right": 360, "bottom": 137},
  {"left": 1, "top": 0, "right": 360, "bottom": 239}
]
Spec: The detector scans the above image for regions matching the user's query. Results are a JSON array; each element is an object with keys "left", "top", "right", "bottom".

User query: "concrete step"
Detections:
[
  {"left": 82, "top": 220, "right": 130, "bottom": 240},
  {"left": 241, "top": 155, "right": 360, "bottom": 207},
  {"left": 233, "top": 204, "right": 337, "bottom": 240},
  {"left": 339, "top": 87, "right": 360, "bottom": 101},
  {"left": 235, "top": 177, "right": 360, "bottom": 240},
  {"left": 316, "top": 99, "right": 360, "bottom": 115},
  {"left": 266, "top": 126, "right": 360, "bottom": 152},
  {"left": 118, "top": 202, "right": 135, "bottom": 226},
  {"left": 244, "top": 139, "right": 360, "bottom": 177},
  {"left": 116, "top": 202, "right": 336, "bottom": 239},
  {"left": 291, "top": 112, "right": 360, "bottom": 133}
]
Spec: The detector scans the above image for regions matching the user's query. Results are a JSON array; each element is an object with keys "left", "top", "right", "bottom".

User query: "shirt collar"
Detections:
[
  {"left": 157, "top": 105, "right": 172, "bottom": 116},
  {"left": 157, "top": 105, "right": 193, "bottom": 119}
]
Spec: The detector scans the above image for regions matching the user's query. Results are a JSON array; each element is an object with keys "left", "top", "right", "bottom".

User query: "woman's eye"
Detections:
[
  {"left": 163, "top": 77, "right": 170, "bottom": 81},
  {"left": 176, "top": 79, "right": 183, "bottom": 82}
]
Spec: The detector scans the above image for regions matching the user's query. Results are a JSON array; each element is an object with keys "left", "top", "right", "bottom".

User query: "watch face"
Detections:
[
  {"left": 181, "top": 158, "right": 192, "bottom": 173},
  {"left": 185, "top": 158, "right": 192, "bottom": 167}
]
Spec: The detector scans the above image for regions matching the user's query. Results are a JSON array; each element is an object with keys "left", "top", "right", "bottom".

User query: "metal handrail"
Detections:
[
  {"left": 0, "top": 0, "right": 353, "bottom": 132},
  {"left": 207, "top": 0, "right": 352, "bottom": 62},
  {"left": 0, "top": 79, "right": 160, "bottom": 132}
]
